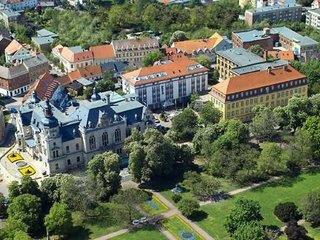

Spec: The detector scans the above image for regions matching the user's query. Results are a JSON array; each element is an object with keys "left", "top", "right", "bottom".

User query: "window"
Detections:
[
  {"left": 89, "top": 135, "right": 96, "bottom": 150},
  {"left": 115, "top": 129, "right": 121, "bottom": 143},
  {"left": 55, "top": 163, "right": 59, "bottom": 170},
  {"left": 102, "top": 132, "right": 108, "bottom": 147},
  {"left": 77, "top": 156, "right": 80, "bottom": 162},
  {"left": 67, "top": 159, "right": 71, "bottom": 165},
  {"left": 66, "top": 146, "right": 70, "bottom": 153},
  {"left": 76, "top": 143, "right": 79, "bottom": 151}
]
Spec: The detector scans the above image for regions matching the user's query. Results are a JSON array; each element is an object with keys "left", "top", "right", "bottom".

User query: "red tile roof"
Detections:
[
  {"left": 5, "top": 40, "right": 23, "bottom": 55},
  {"left": 265, "top": 50, "right": 295, "bottom": 61},
  {"left": 68, "top": 65, "right": 102, "bottom": 81},
  {"left": 212, "top": 65, "right": 306, "bottom": 95},
  {"left": 89, "top": 44, "right": 115, "bottom": 60},
  {"left": 60, "top": 47, "right": 93, "bottom": 63},
  {"left": 122, "top": 58, "right": 208, "bottom": 87}
]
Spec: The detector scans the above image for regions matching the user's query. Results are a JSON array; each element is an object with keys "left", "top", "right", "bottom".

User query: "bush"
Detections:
[
  {"left": 274, "top": 202, "right": 302, "bottom": 223},
  {"left": 178, "top": 198, "right": 199, "bottom": 218},
  {"left": 172, "top": 194, "right": 182, "bottom": 203},
  {"left": 300, "top": 191, "right": 320, "bottom": 227}
]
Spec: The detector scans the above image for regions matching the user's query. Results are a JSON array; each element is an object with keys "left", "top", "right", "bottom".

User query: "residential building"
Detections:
[
  {"left": 230, "top": 59, "right": 288, "bottom": 77},
  {"left": 52, "top": 45, "right": 94, "bottom": 72},
  {"left": 111, "top": 37, "right": 159, "bottom": 67},
  {"left": 312, "top": 0, "right": 320, "bottom": 8},
  {"left": 68, "top": 65, "right": 102, "bottom": 82},
  {"left": 245, "top": 5, "right": 302, "bottom": 26},
  {"left": 0, "top": 9, "right": 20, "bottom": 27},
  {"left": 0, "top": 54, "right": 49, "bottom": 96},
  {"left": 32, "top": 29, "right": 58, "bottom": 51},
  {"left": 306, "top": 8, "right": 320, "bottom": 30},
  {"left": 0, "top": 36, "right": 11, "bottom": 54},
  {"left": 89, "top": 44, "right": 116, "bottom": 65},
  {"left": 272, "top": 26, "right": 319, "bottom": 56},
  {"left": 3, "top": 0, "right": 38, "bottom": 11},
  {"left": 264, "top": 50, "right": 295, "bottom": 61},
  {"left": 171, "top": 33, "right": 232, "bottom": 62},
  {"left": 38, "top": 0, "right": 54, "bottom": 7},
  {"left": 122, "top": 59, "right": 208, "bottom": 109},
  {"left": 240, "top": 0, "right": 295, "bottom": 8},
  {"left": 210, "top": 65, "right": 307, "bottom": 121},
  {"left": 15, "top": 90, "right": 149, "bottom": 174},
  {"left": 232, "top": 28, "right": 275, "bottom": 50},
  {"left": 216, "top": 47, "right": 265, "bottom": 80},
  {"left": 5, "top": 40, "right": 32, "bottom": 64}
]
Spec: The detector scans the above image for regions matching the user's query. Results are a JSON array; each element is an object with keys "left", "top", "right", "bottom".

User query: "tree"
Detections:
[
  {"left": 87, "top": 151, "right": 121, "bottom": 201},
  {"left": 45, "top": 202, "right": 73, "bottom": 237},
  {"left": 0, "top": 193, "right": 7, "bottom": 218},
  {"left": 234, "top": 221, "right": 266, "bottom": 240},
  {"left": 96, "top": 71, "right": 115, "bottom": 92},
  {"left": 257, "top": 142, "right": 287, "bottom": 176},
  {"left": 1, "top": 218, "right": 28, "bottom": 240},
  {"left": 178, "top": 198, "right": 199, "bottom": 218},
  {"left": 83, "top": 86, "right": 93, "bottom": 100},
  {"left": 128, "top": 144, "right": 145, "bottom": 182},
  {"left": 112, "top": 189, "right": 149, "bottom": 222},
  {"left": 13, "top": 231, "right": 32, "bottom": 240},
  {"left": 142, "top": 50, "right": 164, "bottom": 67},
  {"left": 7, "top": 194, "right": 42, "bottom": 235},
  {"left": 196, "top": 54, "right": 211, "bottom": 69},
  {"left": 171, "top": 108, "right": 198, "bottom": 141},
  {"left": 249, "top": 44, "right": 264, "bottom": 57},
  {"left": 40, "top": 176, "right": 60, "bottom": 210},
  {"left": 296, "top": 0, "right": 313, "bottom": 7},
  {"left": 284, "top": 221, "right": 308, "bottom": 240},
  {"left": 199, "top": 102, "right": 222, "bottom": 126},
  {"left": 225, "top": 199, "right": 263, "bottom": 235},
  {"left": 249, "top": 107, "right": 279, "bottom": 141},
  {"left": 170, "top": 30, "right": 188, "bottom": 44},
  {"left": 183, "top": 172, "right": 220, "bottom": 200},
  {"left": 285, "top": 95, "right": 311, "bottom": 131},
  {"left": 8, "top": 176, "right": 41, "bottom": 201},
  {"left": 300, "top": 191, "right": 320, "bottom": 227},
  {"left": 301, "top": 116, "right": 320, "bottom": 161},
  {"left": 274, "top": 202, "right": 301, "bottom": 223}
]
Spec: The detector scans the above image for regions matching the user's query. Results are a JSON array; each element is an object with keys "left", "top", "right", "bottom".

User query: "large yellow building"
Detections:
[{"left": 210, "top": 65, "right": 308, "bottom": 121}]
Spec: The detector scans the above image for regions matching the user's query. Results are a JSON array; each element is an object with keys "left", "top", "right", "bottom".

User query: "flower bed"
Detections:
[
  {"left": 7, "top": 153, "right": 24, "bottom": 163},
  {"left": 18, "top": 165, "right": 36, "bottom": 176}
]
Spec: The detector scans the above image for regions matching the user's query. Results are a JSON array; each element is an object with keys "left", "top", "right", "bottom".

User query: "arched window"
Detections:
[
  {"left": 115, "top": 129, "right": 121, "bottom": 143},
  {"left": 89, "top": 135, "right": 96, "bottom": 150},
  {"left": 102, "top": 132, "right": 108, "bottom": 147}
]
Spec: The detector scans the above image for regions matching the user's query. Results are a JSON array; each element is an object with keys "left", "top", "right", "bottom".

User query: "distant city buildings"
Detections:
[
  {"left": 122, "top": 59, "right": 208, "bottom": 109},
  {"left": 5, "top": 39, "right": 32, "bottom": 64},
  {"left": 31, "top": 29, "right": 58, "bottom": 51},
  {"left": 2, "top": 0, "right": 38, "bottom": 11},
  {"left": 210, "top": 65, "right": 308, "bottom": 121},
  {"left": 239, "top": 0, "right": 295, "bottom": 8}
]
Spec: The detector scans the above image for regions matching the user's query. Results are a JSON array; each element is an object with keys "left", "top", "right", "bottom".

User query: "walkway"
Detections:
[{"left": 95, "top": 229, "right": 129, "bottom": 240}]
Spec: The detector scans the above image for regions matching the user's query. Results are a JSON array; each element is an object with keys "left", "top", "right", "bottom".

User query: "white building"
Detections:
[
  {"left": 306, "top": 8, "right": 320, "bottom": 29},
  {"left": 312, "top": 0, "right": 320, "bottom": 9},
  {"left": 15, "top": 89, "right": 149, "bottom": 175},
  {"left": 121, "top": 59, "right": 208, "bottom": 109}
]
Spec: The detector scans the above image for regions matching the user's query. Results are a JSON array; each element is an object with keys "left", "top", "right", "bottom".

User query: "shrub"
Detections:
[
  {"left": 172, "top": 194, "right": 182, "bottom": 203},
  {"left": 178, "top": 198, "right": 199, "bottom": 218},
  {"left": 274, "top": 202, "right": 302, "bottom": 223}
]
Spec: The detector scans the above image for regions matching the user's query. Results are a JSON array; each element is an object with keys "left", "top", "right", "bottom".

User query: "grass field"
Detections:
[
  {"left": 111, "top": 227, "right": 166, "bottom": 240},
  {"left": 163, "top": 215, "right": 204, "bottom": 240},
  {"left": 142, "top": 195, "right": 169, "bottom": 216},
  {"left": 196, "top": 171, "right": 320, "bottom": 240}
]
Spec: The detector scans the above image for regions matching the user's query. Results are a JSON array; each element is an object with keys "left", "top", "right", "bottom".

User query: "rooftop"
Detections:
[
  {"left": 233, "top": 29, "right": 271, "bottom": 42},
  {"left": 89, "top": 44, "right": 115, "bottom": 60},
  {"left": 68, "top": 65, "right": 102, "bottom": 81},
  {"left": 216, "top": 47, "right": 265, "bottom": 66},
  {"left": 271, "top": 27, "right": 318, "bottom": 46},
  {"left": 111, "top": 37, "right": 159, "bottom": 51},
  {"left": 36, "top": 29, "right": 58, "bottom": 38},
  {"left": 5, "top": 39, "right": 23, "bottom": 55},
  {"left": 212, "top": 65, "right": 306, "bottom": 95},
  {"left": 231, "top": 60, "right": 288, "bottom": 75},
  {"left": 31, "top": 36, "right": 54, "bottom": 46},
  {"left": 122, "top": 58, "right": 208, "bottom": 86},
  {"left": 247, "top": 4, "right": 301, "bottom": 13},
  {"left": 57, "top": 45, "right": 93, "bottom": 63}
]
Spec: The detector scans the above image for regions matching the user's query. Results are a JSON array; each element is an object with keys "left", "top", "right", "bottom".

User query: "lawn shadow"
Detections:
[
  {"left": 190, "top": 210, "right": 208, "bottom": 222},
  {"left": 68, "top": 225, "right": 91, "bottom": 240}
]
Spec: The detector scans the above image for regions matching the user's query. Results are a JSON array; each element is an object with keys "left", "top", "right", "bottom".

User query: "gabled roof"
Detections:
[
  {"left": 5, "top": 39, "right": 23, "bottom": 55},
  {"left": 122, "top": 58, "right": 208, "bottom": 87},
  {"left": 89, "top": 44, "right": 115, "bottom": 60},
  {"left": 212, "top": 65, "right": 306, "bottom": 95},
  {"left": 58, "top": 45, "right": 93, "bottom": 63},
  {"left": 266, "top": 50, "right": 295, "bottom": 61},
  {"left": 68, "top": 65, "right": 102, "bottom": 81},
  {"left": 172, "top": 33, "right": 224, "bottom": 54}
]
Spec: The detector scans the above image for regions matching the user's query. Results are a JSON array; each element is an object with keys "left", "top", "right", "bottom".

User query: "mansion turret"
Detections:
[{"left": 14, "top": 89, "right": 149, "bottom": 175}]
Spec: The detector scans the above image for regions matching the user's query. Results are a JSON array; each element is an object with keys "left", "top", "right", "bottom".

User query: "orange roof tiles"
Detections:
[
  {"left": 212, "top": 65, "right": 306, "bottom": 96},
  {"left": 5, "top": 40, "right": 23, "bottom": 55},
  {"left": 89, "top": 44, "right": 115, "bottom": 60},
  {"left": 68, "top": 65, "right": 102, "bottom": 81},
  {"left": 122, "top": 58, "right": 208, "bottom": 87},
  {"left": 172, "top": 33, "right": 224, "bottom": 55},
  {"left": 60, "top": 47, "right": 93, "bottom": 63},
  {"left": 266, "top": 50, "right": 295, "bottom": 61}
]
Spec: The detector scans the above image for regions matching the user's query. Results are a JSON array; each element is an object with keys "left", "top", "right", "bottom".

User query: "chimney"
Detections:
[
  {"left": 283, "top": 65, "right": 288, "bottom": 71},
  {"left": 267, "top": 67, "right": 271, "bottom": 74},
  {"left": 106, "top": 94, "right": 110, "bottom": 104}
]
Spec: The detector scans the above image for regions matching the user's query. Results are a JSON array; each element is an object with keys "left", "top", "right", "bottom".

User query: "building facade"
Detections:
[
  {"left": 210, "top": 65, "right": 308, "bottom": 121},
  {"left": 122, "top": 59, "right": 208, "bottom": 109},
  {"left": 216, "top": 47, "right": 265, "bottom": 80},
  {"left": 15, "top": 90, "right": 149, "bottom": 175},
  {"left": 306, "top": 8, "right": 320, "bottom": 30},
  {"left": 245, "top": 5, "right": 302, "bottom": 26}
]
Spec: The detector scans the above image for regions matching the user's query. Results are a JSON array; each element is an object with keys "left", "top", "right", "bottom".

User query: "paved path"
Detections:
[
  {"left": 95, "top": 229, "right": 129, "bottom": 240},
  {"left": 160, "top": 228, "right": 177, "bottom": 240},
  {"left": 200, "top": 176, "right": 281, "bottom": 206}
]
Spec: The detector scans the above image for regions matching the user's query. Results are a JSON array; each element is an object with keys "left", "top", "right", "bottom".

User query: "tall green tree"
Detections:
[
  {"left": 142, "top": 50, "right": 165, "bottom": 67},
  {"left": 87, "top": 152, "right": 121, "bottom": 201},
  {"left": 199, "top": 101, "right": 222, "bottom": 126},
  {"left": 0, "top": 193, "right": 7, "bottom": 218},
  {"left": 171, "top": 108, "right": 198, "bottom": 141},
  {"left": 301, "top": 116, "right": 320, "bottom": 161},
  {"left": 234, "top": 221, "right": 266, "bottom": 240},
  {"left": 300, "top": 191, "right": 320, "bottom": 227}
]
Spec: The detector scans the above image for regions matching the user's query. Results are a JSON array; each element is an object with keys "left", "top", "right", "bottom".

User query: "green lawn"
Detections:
[
  {"left": 111, "top": 227, "right": 166, "bottom": 240},
  {"left": 163, "top": 215, "right": 204, "bottom": 240},
  {"left": 196, "top": 171, "right": 320, "bottom": 240},
  {"left": 142, "top": 195, "right": 169, "bottom": 216}
]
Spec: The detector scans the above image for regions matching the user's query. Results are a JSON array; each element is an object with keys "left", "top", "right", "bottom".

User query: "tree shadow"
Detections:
[
  {"left": 189, "top": 210, "right": 208, "bottom": 222},
  {"left": 68, "top": 225, "right": 91, "bottom": 240}
]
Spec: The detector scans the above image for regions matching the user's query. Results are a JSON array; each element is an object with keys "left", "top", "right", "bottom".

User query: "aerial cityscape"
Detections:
[{"left": 0, "top": 0, "right": 320, "bottom": 239}]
